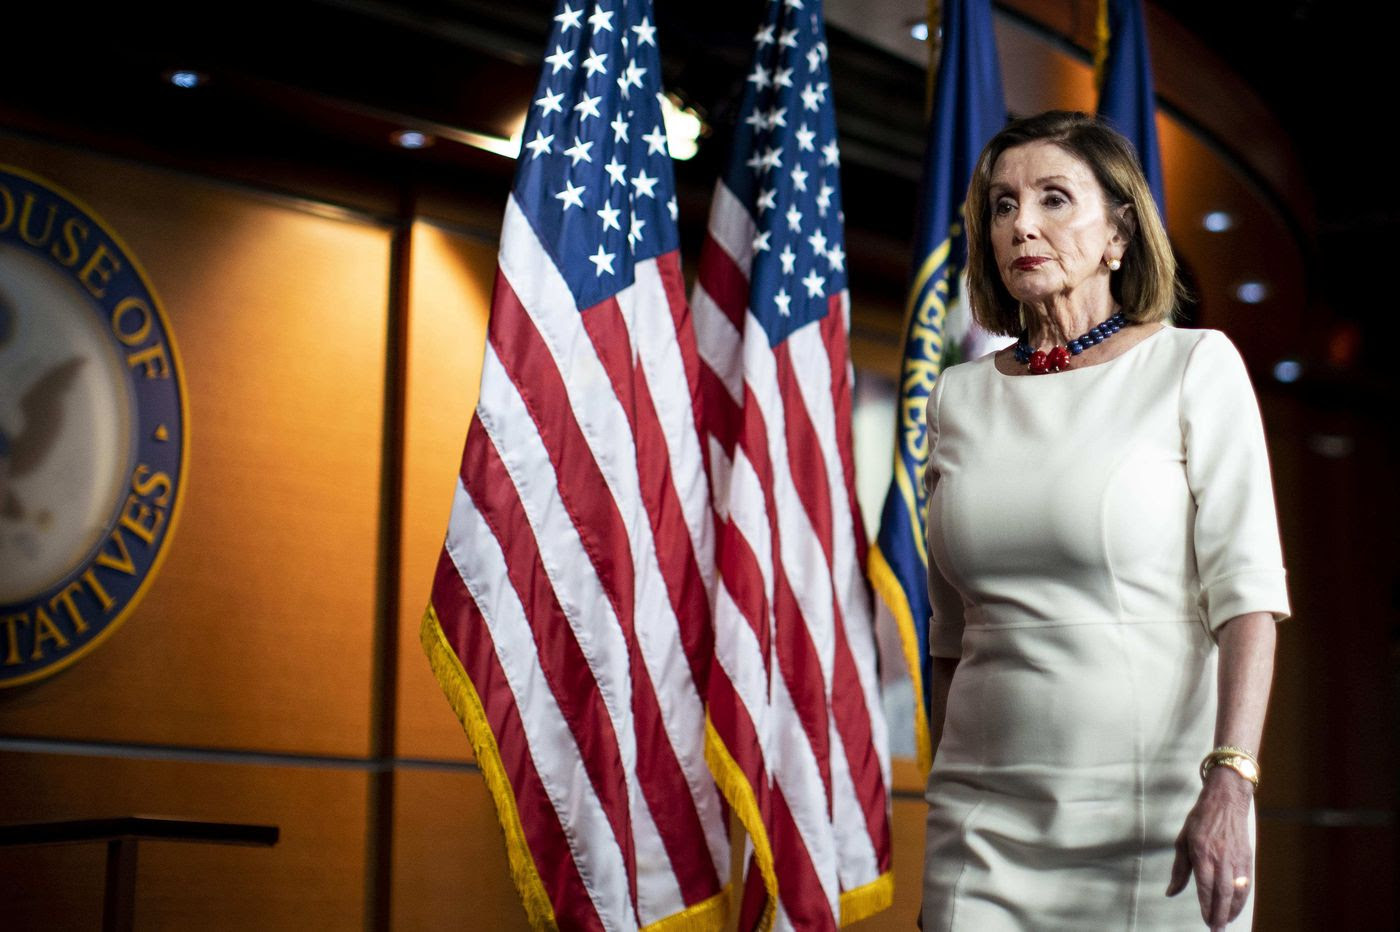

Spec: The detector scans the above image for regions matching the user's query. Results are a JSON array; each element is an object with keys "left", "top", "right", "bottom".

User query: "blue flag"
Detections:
[
  {"left": 870, "top": 0, "right": 1005, "bottom": 772},
  {"left": 1096, "top": 0, "right": 1166, "bottom": 218}
]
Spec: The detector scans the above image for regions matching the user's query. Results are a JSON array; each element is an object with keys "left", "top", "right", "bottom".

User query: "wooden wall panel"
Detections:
[
  {"left": 394, "top": 223, "right": 496, "bottom": 763},
  {"left": 0, "top": 751, "right": 369, "bottom": 930},
  {"left": 848, "top": 797, "right": 925, "bottom": 930},
  {"left": 1159, "top": 119, "right": 1307, "bottom": 363},
  {"left": 389, "top": 767, "right": 531, "bottom": 930},
  {"left": 392, "top": 769, "right": 931, "bottom": 932},
  {"left": 0, "top": 841, "right": 108, "bottom": 929},
  {"left": 0, "top": 138, "right": 389, "bottom": 756}
]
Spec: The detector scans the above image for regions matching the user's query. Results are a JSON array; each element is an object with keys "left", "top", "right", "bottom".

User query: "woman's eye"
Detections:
[
  {"left": 1043, "top": 192, "right": 1068, "bottom": 208},
  {"left": 993, "top": 199, "right": 1015, "bottom": 216}
]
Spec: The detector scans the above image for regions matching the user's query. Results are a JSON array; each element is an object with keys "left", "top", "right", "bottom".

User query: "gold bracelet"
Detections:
[{"left": 1200, "top": 746, "right": 1260, "bottom": 789}]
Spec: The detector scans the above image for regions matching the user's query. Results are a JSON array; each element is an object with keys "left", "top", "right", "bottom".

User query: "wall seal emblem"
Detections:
[{"left": 0, "top": 164, "right": 187, "bottom": 687}]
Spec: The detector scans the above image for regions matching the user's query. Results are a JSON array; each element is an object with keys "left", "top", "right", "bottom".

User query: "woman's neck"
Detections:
[{"left": 1023, "top": 293, "right": 1119, "bottom": 349}]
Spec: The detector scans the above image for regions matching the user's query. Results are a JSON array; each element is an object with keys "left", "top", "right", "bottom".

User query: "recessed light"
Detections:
[
  {"left": 910, "top": 21, "right": 929, "bottom": 41},
  {"left": 1271, "top": 358, "right": 1302, "bottom": 383},
  {"left": 1235, "top": 281, "right": 1268, "bottom": 304},
  {"left": 1307, "top": 434, "right": 1353, "bottom": 459},
  {"left": 166, "top": 70, "right": 205, "bottom": 89},
  {"left": 392, "top": 130, "right": 432, "bottom": 150},
  {"left": 1203, "top": 211, "right": 1233, "bottom": 232},
  {"left": 661, "top": 94, "right": 705, "bottom": 161}
]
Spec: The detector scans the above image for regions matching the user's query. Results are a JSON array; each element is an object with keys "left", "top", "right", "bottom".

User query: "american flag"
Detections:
[
  {"left": 691, "top": 0, "right": 893, "bottom": 928},
  {"left": 422, "top": 1, "right": 728, "bottom": 928}
]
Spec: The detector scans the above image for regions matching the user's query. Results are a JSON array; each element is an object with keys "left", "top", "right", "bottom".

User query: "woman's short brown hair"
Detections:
[{"left": 963, "top": 110, "right": 1181, "bottom": 336}]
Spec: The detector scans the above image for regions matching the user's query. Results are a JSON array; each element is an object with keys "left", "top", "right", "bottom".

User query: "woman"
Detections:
[{"left": 920, "top": 111, "right": 1289, "bottom": 931}]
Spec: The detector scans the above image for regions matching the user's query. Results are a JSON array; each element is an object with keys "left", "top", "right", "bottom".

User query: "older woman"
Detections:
[{"left": 920, "top": 111, "right": 1289, "bottom": 931}]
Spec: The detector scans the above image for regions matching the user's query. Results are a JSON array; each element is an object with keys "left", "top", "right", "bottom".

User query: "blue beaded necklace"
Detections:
[{"left": 1013, "top": 311, "right": 1128, "bottom": 374}]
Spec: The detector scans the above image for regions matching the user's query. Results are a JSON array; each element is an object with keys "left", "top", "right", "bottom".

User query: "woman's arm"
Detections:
[
  {"left": 923, "top": 377, "right": 965, "bottom": 757},
  {"left": 1166, "top": 611, "right": 1277, "bottom": 930},
  {"left": 924, "top": 456, "right": 963, "bottom": 756},
  {"left": 929, "top": 656, "right": 960, "bottom": 754}
]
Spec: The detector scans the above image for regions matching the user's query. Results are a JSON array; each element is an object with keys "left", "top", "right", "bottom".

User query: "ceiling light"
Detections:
[
  {"left": 1235, "top": 281, "right": 1268, "bottom": 304},
  {"left": 661, "top": 93, "right": 705, "bottom": 161},
  {"left": 166, "top": 70, "right": 205, "bottom": 89},
  {"left": 910, "top": 21, "right": 929, "bottom": 41},
  {"left": 1271, "top": 358, "right": 1302, "bottom": 383},
  {"left": 1307, "top": 434, "right": 1353, "bottom": 458},
  {"left": 391, "top": 130, "right": 432, "bottom": 150},
  {"left": 1203, "top": 211, "right": 1233, "bottom": 232},
  {"left": 455, "top": 130, "right": 520, "bottom": 159}
]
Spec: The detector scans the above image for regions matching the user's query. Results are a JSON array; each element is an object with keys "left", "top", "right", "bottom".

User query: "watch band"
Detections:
[{"left": 1200, "top": 746, "right": 1261, "bottom": 789}]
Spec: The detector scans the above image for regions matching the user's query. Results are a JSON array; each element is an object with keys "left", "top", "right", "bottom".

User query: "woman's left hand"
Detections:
[{"left": 1166, "top": 768, "right": 1255, "bottom": 930}]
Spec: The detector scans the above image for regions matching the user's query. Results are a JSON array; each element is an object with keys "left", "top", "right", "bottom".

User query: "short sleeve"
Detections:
[
  {"left": 924, "top": 370, "right": 966, "bottom": 658},
  {"left": 1181, "top": 331, "right": 1291, "bottom": 632}
]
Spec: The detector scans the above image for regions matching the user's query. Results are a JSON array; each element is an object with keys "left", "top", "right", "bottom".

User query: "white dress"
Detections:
[{"left": 920, "top": 327, "right": 1290, "bottom": 931}]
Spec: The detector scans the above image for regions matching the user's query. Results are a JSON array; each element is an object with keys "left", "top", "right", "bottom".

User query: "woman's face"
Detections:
[{"left": 987, "top": 141, "right": 1123, "bottom": 308}]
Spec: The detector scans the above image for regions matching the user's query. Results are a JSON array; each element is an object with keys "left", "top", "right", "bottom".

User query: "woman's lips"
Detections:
[{"left": 1013, "top": 256, "right": 1048, "bottom": 270}]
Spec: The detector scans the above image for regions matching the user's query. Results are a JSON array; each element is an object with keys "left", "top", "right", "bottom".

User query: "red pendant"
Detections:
[{"left": 1027, "top": 346, "right": 1072, "bottom": 374}]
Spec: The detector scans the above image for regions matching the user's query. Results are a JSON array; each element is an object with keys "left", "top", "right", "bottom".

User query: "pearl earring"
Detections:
[{"left": 1107, "top": 258, "right": 1122, "bottom": 271}]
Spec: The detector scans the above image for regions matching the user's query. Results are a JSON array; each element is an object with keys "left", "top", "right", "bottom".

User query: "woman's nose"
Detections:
[{"left": 1012, "top": 209, "right": 1037, "bottom": 240}]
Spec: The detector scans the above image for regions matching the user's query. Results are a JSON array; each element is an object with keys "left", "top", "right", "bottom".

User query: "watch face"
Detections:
[
  {"left": 1201, "top": 751, "right": 1260, "bottom": 788},
  {"left": 1232, "top": 757, "right": 1260, "bottom": 780},
  {"left": 1219, "top": 756, "right": 1258, "bottom": 784}
]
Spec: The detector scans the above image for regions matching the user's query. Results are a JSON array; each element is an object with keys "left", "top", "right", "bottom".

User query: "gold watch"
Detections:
[{"left": 1200, "top": 746, "right": 1260, "bottom": 789}]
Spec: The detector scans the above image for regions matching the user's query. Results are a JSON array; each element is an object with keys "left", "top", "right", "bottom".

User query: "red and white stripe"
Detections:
[
  {"left": 694, "top": 182, "right": 892, "bottom": 931},
  {"left": 433, "top": 196, "right": 728, "bottom": 930}
]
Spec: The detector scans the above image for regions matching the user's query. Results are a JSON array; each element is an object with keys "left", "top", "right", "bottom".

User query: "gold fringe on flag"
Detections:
[
  {"left": 705, "top": 715, "right": 895, "bottom": 928},
  {"left": 424, "top": 604, "right": 730, "bottom": 931},
  {"left": 869, "top": 547, "right": 934, "bottom": 774},
  {"left": 705, "top": 717, "right": 780, "bottom": 932},
  {"left": 640, "top": 890, "right": 729, "bottom": 932},
  {"left": 839, "top": 871, "right": 896, "bottom": 925},
  {"left": 420, "top": 604, "right": 557, "bottom": 930}
]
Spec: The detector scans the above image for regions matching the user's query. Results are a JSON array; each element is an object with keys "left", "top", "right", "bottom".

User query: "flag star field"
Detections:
[
  {"left": 514, "top": 1, "right": 680, "bottom": 312},
  {"left": 724, "top": 0, "right": 846, "bottom": 347}
]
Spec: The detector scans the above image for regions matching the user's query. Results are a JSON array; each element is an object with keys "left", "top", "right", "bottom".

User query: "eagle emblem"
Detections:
[{"left": 0, "top": 165, "right": 186, "bottom": 687}]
